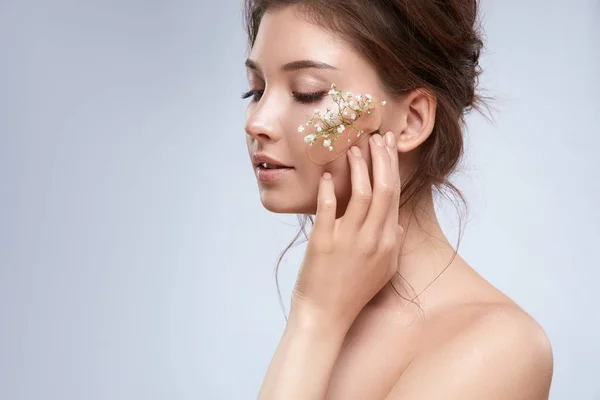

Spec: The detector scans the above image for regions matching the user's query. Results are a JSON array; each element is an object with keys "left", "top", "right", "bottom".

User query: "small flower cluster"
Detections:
[{"left": 299, "top": 83, "right": 386, "bottom": 151}]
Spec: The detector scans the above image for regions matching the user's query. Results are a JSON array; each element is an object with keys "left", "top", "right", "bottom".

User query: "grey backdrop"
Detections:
[{"left": 1, "top": 0, "right": 599, "bottom": 399}]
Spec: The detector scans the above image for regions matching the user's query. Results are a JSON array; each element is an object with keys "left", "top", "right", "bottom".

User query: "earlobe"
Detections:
[{"left": 395, "top": 89, "right": 437, "bottom": 153}]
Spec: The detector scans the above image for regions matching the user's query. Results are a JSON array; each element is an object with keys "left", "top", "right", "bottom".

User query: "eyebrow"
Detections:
[{"left": 245, "top": 58, "right": 338, "bottom": 73}]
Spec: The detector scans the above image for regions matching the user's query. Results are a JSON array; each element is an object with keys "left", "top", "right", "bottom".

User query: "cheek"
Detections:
[
  {"left": 285, "top": 102, "right": 381, "bottom": 213},
  {"left": 294, "top": 136, "right": 377, "bottom": 212},
  {"left": 305, "top": 106, "right": 382, "bottom": 166}
]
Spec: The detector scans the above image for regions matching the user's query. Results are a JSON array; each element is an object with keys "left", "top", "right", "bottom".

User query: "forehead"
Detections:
[{"left": 247, "top": 6, "right": 356, "bottom": 74}]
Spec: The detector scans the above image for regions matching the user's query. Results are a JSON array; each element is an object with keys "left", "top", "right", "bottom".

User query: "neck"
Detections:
[{"left": 368, "top": 189, "right": 463, "bottom": 312}]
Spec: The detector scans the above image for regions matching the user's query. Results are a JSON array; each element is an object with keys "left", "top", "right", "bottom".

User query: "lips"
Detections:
[
  {"left": 255, "top": 164, "right": 294, "bottom": 183},
  {"left": 252, "top": 153, "right": 293, "bottom": 169},
  {"left": 258, "top": 162, "right": 289, "bottom": 169}
]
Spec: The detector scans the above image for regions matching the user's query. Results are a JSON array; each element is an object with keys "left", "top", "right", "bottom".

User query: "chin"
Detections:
[{"left": 259, "top": 190, "right": 315, "bottom": 215}]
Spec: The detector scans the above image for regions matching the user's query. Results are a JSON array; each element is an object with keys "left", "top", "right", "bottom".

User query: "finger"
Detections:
[
  {"left": 341, "top": 146, "right": 372, "bottom": 229},
  {"left": 382, "top": 131, "right": 402, "bottom": 235},
  {"left": 313, "top": 172, "right": 337, "bottom": 235},
  {"left": 363, "top": 133, "right": 394, "bottom": 233}
]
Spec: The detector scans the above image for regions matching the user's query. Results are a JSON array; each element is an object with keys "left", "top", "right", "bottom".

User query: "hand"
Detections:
[{"left": 291, "top": 131, "right": 404, "bottom": 331}]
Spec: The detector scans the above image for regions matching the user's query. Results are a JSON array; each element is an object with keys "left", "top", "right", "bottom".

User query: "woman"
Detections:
[{"left": 241, "top": 0, "right": 554, "bottom": 398}]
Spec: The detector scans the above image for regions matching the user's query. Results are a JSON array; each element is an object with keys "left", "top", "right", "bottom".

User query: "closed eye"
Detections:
[
  {"left": 293, "top": 91, "right": 327, "bottom": 104},
  {"left": 241, "top": 90, "right": 326, "bottom": 104},
  {"left": 240, "top": 89, "right": 264, "bottom": 103}
]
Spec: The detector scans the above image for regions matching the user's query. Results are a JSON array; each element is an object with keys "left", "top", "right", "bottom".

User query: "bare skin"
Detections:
[{"left": 244, "top": 6, "right": 554, "bottom": 399}]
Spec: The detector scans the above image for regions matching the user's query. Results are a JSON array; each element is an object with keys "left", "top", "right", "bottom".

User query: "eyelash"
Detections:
[{"left": 240, "top": 89, "right": 326, "bottom": 104}]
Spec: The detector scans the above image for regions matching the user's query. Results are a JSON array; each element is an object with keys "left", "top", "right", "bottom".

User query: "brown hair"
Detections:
[{"left": 242, "top": 0, "right": 495, "bottom": 317}]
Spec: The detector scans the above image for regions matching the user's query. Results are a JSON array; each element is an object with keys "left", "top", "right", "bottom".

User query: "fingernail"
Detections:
[
  {"left": 372, "top": 134, "right": 384, "bottom": 147},
  {"left": 323, "top": 172, "right": 332, "bottom": 180},
  {"left": 351, "top": 146, "right": 361, "bottom": 156},
  {"left": 385, "top": 131, "right": 395, "bottom": 149}
]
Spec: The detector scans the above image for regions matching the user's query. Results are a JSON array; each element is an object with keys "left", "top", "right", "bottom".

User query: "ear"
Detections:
[{"left": 394, "top": 89, "right": 437, "bottom": 153}]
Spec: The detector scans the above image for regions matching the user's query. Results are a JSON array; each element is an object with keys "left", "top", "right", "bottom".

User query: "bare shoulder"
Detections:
[{"left": 386, "top": 303, "right": 554, "bottom": 399}]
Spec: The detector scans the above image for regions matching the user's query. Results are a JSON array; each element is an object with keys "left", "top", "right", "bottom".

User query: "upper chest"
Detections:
[{"left": 325, "top": 300, "right": 504, "bottom": 400}]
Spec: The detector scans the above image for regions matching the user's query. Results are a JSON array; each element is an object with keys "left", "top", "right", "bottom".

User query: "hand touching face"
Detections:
[{"left": 244, "top": 7, "right": 397, "bottom": 216}]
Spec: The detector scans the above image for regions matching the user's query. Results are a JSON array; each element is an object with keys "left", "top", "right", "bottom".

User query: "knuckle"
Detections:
[
  {"left": 378, "top": 182, "right": 394, "bottom": 197},
  {"left": 379, "top": 237, "right": 396, "bottom": 252},
  {"left": 319, "top": 197, "right": 336, "bottom": 211},
  {"left": 359, "top": 234, "right": 378, "bottom": 253},
  {"left": 354, "top": 189, "right": 372, "bottom": 204},
  {"left": 311, "top": 235, "right": 334, "bottom": 253}
]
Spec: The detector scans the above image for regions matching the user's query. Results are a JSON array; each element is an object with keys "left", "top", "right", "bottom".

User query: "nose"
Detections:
[{"left": 244, "top": 96, "right": 283, "bottom": 144}]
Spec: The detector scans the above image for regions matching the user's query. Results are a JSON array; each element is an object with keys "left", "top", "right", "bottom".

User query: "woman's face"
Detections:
[{"left": 244, "top": 6, "right": 398, "bottom": 216}]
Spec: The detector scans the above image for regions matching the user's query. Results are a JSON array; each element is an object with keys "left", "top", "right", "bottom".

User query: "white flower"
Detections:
[
  {"left": 300, "top": 83, "right": 388, "bottom": 150},
  {"left": 304, "top": 133, "right": 316, "bottom": 144}
]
